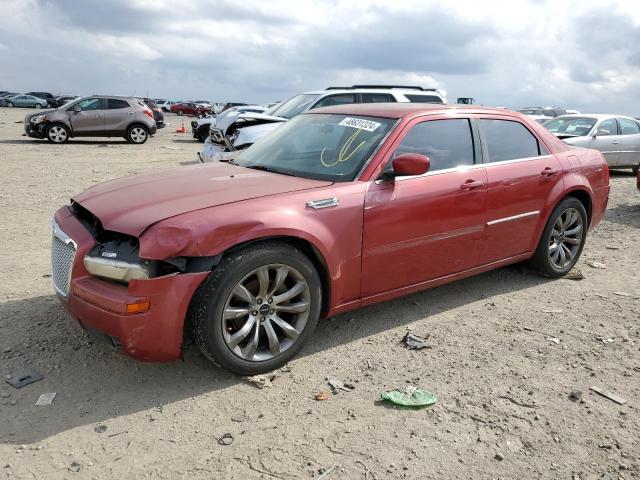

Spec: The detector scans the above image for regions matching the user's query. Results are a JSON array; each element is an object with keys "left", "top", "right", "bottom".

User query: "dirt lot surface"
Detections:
[{"left": 0, "top": 107, "right": 638, "bottom": 480}]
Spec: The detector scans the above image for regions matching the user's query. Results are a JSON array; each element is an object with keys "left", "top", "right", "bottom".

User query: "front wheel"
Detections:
[
  {"left": 191, "top": 242, "right": 322, "bottom": 375},
  {"left": 126, "top": 125, "right": 148, "bottom": 144},
  {"left": 176, "top": 110, "right": 183, "bottom": 116},
  {"left": 6, "top": 102, "right": 13, "bottom": 108},
  {"left": 35, "top": 103, "right": 43, "bottom": 109},
  {"left": 530, "top": 197, "right": 587, "bottom": 277},
  {"left": 46, "top": 123, "right": 70, "bottom": 144}
]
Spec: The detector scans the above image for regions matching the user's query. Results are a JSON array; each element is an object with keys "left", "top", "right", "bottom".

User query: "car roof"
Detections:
[
  {"left": 556, "top": 114, "right": 636, "bottom": 121},
  {"left": 302, "top": 88, "right": 445, "bottom": 97},
  {"left": 305, "top": 103, "right": 522, "bottom": 120}
]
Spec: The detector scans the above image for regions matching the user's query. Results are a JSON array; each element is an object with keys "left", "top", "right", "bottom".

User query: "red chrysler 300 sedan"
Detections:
[{"left": 52, "top": 104, "right": 610, "bottom": 375}]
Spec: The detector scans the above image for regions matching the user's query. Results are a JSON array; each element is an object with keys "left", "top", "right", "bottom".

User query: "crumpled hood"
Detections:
[{"left": 73, "top": 162, "right": 332, "bottom": 237}]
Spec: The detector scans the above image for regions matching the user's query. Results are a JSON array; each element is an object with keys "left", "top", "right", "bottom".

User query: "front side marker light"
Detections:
[{"left": 126, "top": 299, "right": 150, "bottom": 314}]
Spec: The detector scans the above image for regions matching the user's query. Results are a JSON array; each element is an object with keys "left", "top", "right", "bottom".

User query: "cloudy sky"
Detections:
[{"left": 1, "top": 0, "right": 640, "bottom": 114}]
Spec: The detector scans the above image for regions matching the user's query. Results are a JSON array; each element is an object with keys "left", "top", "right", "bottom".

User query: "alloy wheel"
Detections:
[
  {"left": 48, "top": 126, "right": 67, "bottom": 143},
  {"left": 548, "top": 207, "right": 584, "bottom": 269},
  {"left": 222, "top": 264, "right": 311, "bottom": 362},
  {"left": 130, "top": 127, "right": 147, "bottom": 143}
]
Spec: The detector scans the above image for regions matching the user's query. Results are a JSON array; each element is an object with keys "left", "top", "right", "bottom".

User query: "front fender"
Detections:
[{"left": 138, "top": 183, "right": 368, "bottom": 309}]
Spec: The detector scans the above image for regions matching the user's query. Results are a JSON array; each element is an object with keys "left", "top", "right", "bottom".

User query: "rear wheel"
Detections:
[
  {"left": 6, "top": 102, "right": 14, "bottom": 108},
  {"left": 46, "top": 123, "right": 70, "bottom": 144},
  {"left": 530, "top": 197, "right": 587, "bottom": 277},
  {"left": 191, "top": 242, "right": 322, "bottom": 375},
  {"left": 126, "top": 125, "right": 148, "bottom": 144},
  {"left": 177, "top": 110, "right": 184, "bottom": 116},
  {"left": 35, "top": 103, "right": 43, "bottom": 109}
]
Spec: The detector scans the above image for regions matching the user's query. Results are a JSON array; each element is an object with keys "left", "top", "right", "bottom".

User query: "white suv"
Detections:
[{"left": 198, "top": 85, "right": 447, "bottom": 163}]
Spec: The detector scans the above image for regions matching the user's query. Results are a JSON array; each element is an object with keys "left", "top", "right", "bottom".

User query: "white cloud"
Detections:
[{"left": 0, "top": 0, "right": 638, "bottom": 114}]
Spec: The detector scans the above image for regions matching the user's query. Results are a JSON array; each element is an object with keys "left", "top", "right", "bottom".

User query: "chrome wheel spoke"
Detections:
[
  {"left": 256, "top": 267, "right": 270, "bottom": 299},
  {"left": 232, "top": 283, "right": 255, "bottom": 304},
  {"left": 228, "top": 316, "right": 257, "bottom": 348},
  {"left": 274, "top": 301, "right": 309, "bottom": 314},
  {"left": 273, "top": 281, "right": 305, "bottom": 304},
  {"left": 240, "top": 321, "right": 260, "bottom": 359},
  {"left": 561, "top": 243, "right": 573, "bottom": 261},
  {"left": 558, "top": 243, "right": 567, "bottom": 265},
  {"left": 563, "top": 236, "right": 580, "bottom": 245},
  {"left": 223, "top": 306, "right": 251, "bottom": 320},
  {"left": 271, "top": 315, "right": 300, "bottom": 339},
  {"left": 549, "top": 243, "right": 558, "bottom": 253},
  {"left": 565, "top": 225, "right": 582, "bottom": 236},
  {"left": 263, "top": 320, "right": 281, "bottom": 356},
  {"left": 268, "top": 266, "right": 289, "bottom": 297}
]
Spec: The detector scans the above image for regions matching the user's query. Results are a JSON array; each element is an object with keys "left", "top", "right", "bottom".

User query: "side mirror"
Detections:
[
  {"left": 381, "top": 153, "right": 430, "bottom": 180},
  {"left": 594, "top": 128, "right": 610, "bottom": 137},
  {"left": 73, "top": 105, "right": 81, "bottom": 113}
]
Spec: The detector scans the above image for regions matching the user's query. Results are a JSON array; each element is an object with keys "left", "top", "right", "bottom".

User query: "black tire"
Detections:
[
  {"left": 177, "top": 110, "right": 183, "bottom": 116},
  {"left": 191, "top": 241, "right": 322, "bottom": 375},
  {"left": 46, "top": 123, "right": 70, "bottom": 144},
  {"left": 196, "top": 125, "right": 208, "bottom": 142},
  {"left": 35, "top": 103, "right": 44, "bottom": 109},
  {"left": 632, "top": 164, "right": 639, "bottom": 176},
  {"left": 529, "top": 197, "right": 588, "bottom": 277},
  {"left": 6, "top": 102, "right": 13, "bottom": 108},
  {"left": 126, "top": 124, "right": 148, "bottom": 144}
]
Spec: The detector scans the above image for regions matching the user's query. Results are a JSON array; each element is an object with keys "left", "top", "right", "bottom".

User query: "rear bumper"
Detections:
[{"left": 53, "top": 207, "right": 208, "bottom": 361}]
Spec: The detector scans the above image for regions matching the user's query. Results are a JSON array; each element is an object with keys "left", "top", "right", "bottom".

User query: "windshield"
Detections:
[
  {"left": 235, "top": 113, "right": 396, "bottom": 182},
  {"left": 270, "top": 94, "right": 319, "bottom": 119},
  {"left": 544, "top": 117, "right": 596, "bottom": 136}
]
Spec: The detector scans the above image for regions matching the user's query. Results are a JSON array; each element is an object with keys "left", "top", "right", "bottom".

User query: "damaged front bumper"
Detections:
[
  {"left": 198, "top": 137, "right": 232, "bottom": 163},
  {"left": 52, "top": 206, "right": 208, "bottom": 361}
]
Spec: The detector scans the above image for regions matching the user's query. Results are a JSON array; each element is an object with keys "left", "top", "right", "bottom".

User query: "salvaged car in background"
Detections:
[
  {"left": 198, "top": 85, "right": 447, "bottom": 163},
  {"left": 25, "top": 95, "right": 157, "bottom": 144},
  {"left": 1, "top": 94, "right": 48, "bottom": 108},
  {"left": 191, "top": 104, "right": 269, "bottom": 142},
  {"left": 170, "top": 102, "right": 208, "bottom": 116},
  {"left": 52, "top": 104, "right": 609, "bottom": 375},
  {"left": 545, "top": 114, "right": 640, "bottom": 173}
]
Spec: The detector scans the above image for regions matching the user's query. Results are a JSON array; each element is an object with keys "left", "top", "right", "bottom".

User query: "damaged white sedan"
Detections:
[{"left": 198, "top": 85, "right": 447, "bottom": 163}]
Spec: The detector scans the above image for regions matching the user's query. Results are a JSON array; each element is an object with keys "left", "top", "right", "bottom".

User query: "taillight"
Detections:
[{"left": 143, "top": 108, "right": 153, "bottom": 119}]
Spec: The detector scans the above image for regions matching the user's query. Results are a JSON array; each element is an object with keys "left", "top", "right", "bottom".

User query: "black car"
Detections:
[
  {"left": 49, "top": 95, "right": 79, "bottom": 108},
  {"left": 26, "top": 92, "right": 56, "bottom": 107},
  {"left": 143, "top": 98, "right": 165, "bottom": 129}
]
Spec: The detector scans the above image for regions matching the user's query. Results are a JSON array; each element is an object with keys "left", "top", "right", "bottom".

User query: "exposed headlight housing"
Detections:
[
  {"left": 31, "top": 114, "right": 46, "bottom": 124},
  {"left": 84, "top": 255, "right": 150, "bottom": 284}
]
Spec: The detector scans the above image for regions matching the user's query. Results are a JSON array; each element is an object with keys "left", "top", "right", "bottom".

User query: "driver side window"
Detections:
[
  {"left": 393, "top": 119, "right": 475, "bottom": 172},
  {"left": 75, "top": 98, "right": 102, "bottom": 111}
]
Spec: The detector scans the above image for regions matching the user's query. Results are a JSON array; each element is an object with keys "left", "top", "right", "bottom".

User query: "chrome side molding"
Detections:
[
  {"left": 487, "top": 210, "right": 540, "bottom": 226},
  {"left": 306, "top": 197, "right": 339, "bottom": 210}
]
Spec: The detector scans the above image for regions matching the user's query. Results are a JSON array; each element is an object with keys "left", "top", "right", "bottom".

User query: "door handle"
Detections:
[
  {"left": 540, "top": 167, "right": 559, "bottom": 176},
  {"left": 460, "top": 179, "right": 484, "bottom": 190},
  {"left": 127, "top": 112, "right": 134, "bottom": 115},
  {"left": 611, "top": 141, "right": 620, "bottom": 145}
]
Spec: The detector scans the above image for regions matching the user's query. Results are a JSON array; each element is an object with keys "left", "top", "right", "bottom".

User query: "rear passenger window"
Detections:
[
  {"left": 618, "top": 118, "right": 639, "bottom": 135},
  {"left": 405, "top": 94, "right": 444, "bottom": 104},
  {"left": 107, "top": 99, "right": 131, "bottom": 109},
  {"left": 480, "top": 119, "right": 541, "bottom": 162},
  {"left": 361, "top": 93, "right": 394, "bottom": 103},
  {"left": 312, "top": 94, "right": 356, "bottom": 108},
  {"left": 394, "top": 119, "right": 474, "bottom": 172}
]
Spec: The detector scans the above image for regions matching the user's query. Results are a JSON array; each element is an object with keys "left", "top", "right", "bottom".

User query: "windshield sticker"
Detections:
[{"left": 338, "top": 117, "right": 381, "bottom": 132}]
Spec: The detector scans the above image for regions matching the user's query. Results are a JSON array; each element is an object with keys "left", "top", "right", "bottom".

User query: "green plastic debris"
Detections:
[{"left": 380, "top": 386, "right": 437, "bottom": 408}]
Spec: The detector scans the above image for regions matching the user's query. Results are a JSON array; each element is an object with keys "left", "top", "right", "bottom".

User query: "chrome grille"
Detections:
[{"left": 51, "top": 222, "right": 77, "bottom": 297}]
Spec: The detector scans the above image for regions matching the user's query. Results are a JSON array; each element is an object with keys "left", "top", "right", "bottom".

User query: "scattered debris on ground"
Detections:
[
  {"left": 564, "top": 267, "right": 585, "bottom": 280},
  {"left": 380, "top": 385, "right": 437, "bottom": 408},
  {"left": 35, "top": 392, "right": 56, "bottom": 406},
  {"left": 217, "top": 433, "right": 234, "bottom": 446},
  {"left": 6, "top": 370, "right": 43, "bottom": 389},
  {"left": 590, "top": 386, "right": 627, "bottom": 405},
  {"left": 402, "top": 332, "right": 431, "bottom": 350}
]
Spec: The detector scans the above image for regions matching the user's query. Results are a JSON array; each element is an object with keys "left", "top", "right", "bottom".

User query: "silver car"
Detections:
[{"left": 544, "top": 114, "right": 640, "bottom": 172}]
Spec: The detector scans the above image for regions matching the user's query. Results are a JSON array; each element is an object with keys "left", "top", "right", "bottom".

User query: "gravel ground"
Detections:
[{"left": 0, "top": 107, "right": 638, "bottom": 480}]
